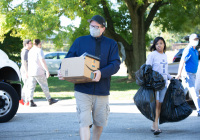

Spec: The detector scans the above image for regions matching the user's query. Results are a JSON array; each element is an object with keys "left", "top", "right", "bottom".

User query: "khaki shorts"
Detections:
[{"left": 75, "top": 91, "right": 110, "bottom": 127}]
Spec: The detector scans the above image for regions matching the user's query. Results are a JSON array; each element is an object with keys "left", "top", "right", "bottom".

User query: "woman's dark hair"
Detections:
[
  {"left": 150, "top": 37, "right": 166, "bottom": 52},
  {"left": 33, "top": 39, "right": 41, "bottom": 46}
]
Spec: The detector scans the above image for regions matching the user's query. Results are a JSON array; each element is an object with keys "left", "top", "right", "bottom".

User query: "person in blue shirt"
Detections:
[
  {"left": 58, "top": 15, "right": 120, "bottom": 140},
  {"left": 176, "top": 33, "right": 200, "bottom": 116}
]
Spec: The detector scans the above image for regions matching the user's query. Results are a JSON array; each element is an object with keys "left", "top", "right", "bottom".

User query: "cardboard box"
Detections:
[{"left": 60, "top": 54, "right": 100, "bottom": 84}]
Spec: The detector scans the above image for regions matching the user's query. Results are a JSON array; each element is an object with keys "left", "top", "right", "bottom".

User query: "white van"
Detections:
[{"left": 0, "top": 49, "right": 21, "bottom": 123}]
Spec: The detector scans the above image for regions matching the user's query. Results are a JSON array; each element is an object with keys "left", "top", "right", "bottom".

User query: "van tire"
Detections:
[{"left": 0, "top": 82, "right": 19, "bottom": 123}]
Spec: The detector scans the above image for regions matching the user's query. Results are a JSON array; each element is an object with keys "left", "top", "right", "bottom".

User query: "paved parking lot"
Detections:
[{"left": 0, "top": 99, "right": 200, "bottom": 140}]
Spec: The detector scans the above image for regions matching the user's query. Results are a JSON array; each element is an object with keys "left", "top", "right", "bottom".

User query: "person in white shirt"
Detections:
[
  {"left": 27, "top": 39, "right": 58, "bottom": 107},
  {"left": 146, "top": 37, "right": 172, "bottom": 135}
]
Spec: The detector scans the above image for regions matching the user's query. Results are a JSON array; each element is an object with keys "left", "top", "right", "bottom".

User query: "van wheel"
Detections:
[{"left": 0, "top": 82, "right": 19, "bottom": 123}]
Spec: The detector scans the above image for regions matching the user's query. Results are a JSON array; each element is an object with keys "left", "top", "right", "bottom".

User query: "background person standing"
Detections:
[
  {"left": 27, "top": 39, "right": 58, "bottom": 107},
  {"left": 19, "top": 39, "right": 32, "bottom": 106},
  {"left": 176, "top": 33, "right": 200, "bottom": 116}
]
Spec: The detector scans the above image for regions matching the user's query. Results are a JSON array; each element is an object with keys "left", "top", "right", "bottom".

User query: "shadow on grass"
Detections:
[
  {"left": 110, "top": 76, "right": 139, "bottom": 91},
  {"left": 34, "top": 76, "right": 139, "bottom": 93}
]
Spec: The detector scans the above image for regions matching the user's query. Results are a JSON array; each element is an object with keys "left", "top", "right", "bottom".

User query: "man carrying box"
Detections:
[{"left": 58, "top": 15, "right": 120, "bottom": 140}]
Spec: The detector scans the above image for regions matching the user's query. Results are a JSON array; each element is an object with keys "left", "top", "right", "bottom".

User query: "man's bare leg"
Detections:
[
  {"left": 92, "top": 125, "right": 103, "bottom": 140},
  {"left": 80, "top": 126, "right": 90, "bottom": 140}
]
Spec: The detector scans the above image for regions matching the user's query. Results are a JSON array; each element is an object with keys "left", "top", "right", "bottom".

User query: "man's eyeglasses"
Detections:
[{"left": 90, "top": 25, "right": 103, "bottom": 29}]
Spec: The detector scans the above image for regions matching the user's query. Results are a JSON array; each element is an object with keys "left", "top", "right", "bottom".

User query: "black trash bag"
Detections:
[
  {"left": 151, "top": 71, "right": 166, "bottom": 91},
  {"left": 134, "top": 86, "right": 156, "bottom": 121},
  {"left": 172, "top": 80, "right": 185, "bottom": 106},
  {"left": 135, "top": 64, "right": 165, "bottom": 91},
  {"left": 159, "top": 79, "right": 192, "bottom": 124},
  {"left": 135, "top": 64, "right": 149, "bottom": 86},
  {"left": 135, "top": 68, "right": 145, "bottom": 86},
  {"left": 143, "top": 65, "right": 153, "bottom": 88}
]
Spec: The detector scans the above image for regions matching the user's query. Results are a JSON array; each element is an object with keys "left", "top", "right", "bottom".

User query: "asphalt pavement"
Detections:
[{"left": 0, "top": 99, "right": 200, "bottom": 140}]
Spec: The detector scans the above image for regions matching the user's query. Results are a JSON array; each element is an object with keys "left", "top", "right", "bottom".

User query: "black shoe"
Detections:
[
  {"left": 154, "top": 129, "right": 162, "bottom": 135},
  {"left": 89, "top": 124, "right": 93, "bottom": 128},
  {"left": 30, "top": 100, "right": 37, "bottom": 107},
  {"left": 48, "top": 98, "right": 58, "bottom": 105}
]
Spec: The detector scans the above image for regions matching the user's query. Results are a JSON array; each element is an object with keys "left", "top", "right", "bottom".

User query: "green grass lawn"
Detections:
[
  {"left": 31, "top": 50, "right": 177, "bottom": 101},
  {"left": 33, "top": 76, "right": 139, "bottom": 100}
]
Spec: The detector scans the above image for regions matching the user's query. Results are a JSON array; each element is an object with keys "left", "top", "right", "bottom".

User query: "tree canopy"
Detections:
[
  {"left": 1, "top": 0, "right": 199, "bottom": 46},
  {"left": 0, "top": 31, "right": 23, "bottom": 63},
  {"left": 1, "top": 0, "right": 200, "bottom": 79}
]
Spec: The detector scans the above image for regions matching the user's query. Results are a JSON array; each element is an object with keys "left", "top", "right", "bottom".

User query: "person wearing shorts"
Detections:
[
  {"left": 75, "top": 91, "right": 110, "bottom": 127},
  {"left": 58, "top": 15, "right": 120, "bottom": 140},
  {"left": 156, "top": 87, "right": 167, "bottom": 103},
  {"left": 176, "top": 33, "right": 200, "bottom": 116},
  {"left": 146, "top": 37, "right": 172, "bottom": 135}
]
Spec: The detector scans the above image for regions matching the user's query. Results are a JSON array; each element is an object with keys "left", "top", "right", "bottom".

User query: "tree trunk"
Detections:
[
  {"left": 102, "top": 1, "right": 165, "bottom": 81},
  {"left": 124, "top": 49, "right": 134, "bottom": 80},
  {"left": 105, "top": 13, "right": 146, "bottom": 81},
  {"left": 125, "top": 9, "right": 146, "bottom": 80}
]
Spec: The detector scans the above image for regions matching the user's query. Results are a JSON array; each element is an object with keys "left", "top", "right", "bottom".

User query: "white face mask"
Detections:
[
  {"left": 90, "top": 27, "right": 101, "bottom": 37},
  {"left": 190, "top": 40, "right": 199, "bottom": 47}
]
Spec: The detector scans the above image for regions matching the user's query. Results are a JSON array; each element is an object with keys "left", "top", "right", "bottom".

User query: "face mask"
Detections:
[
  {"left": 190, "top": 40, "right": 199, "bottom": 47},
  {"left": 90, "top": 27, "right": 101, "bottom": 37}
]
